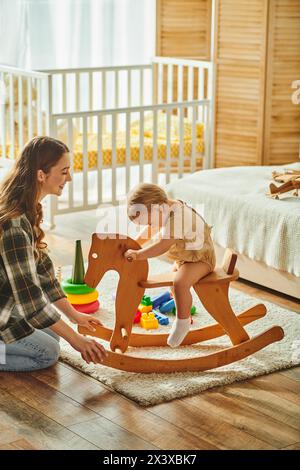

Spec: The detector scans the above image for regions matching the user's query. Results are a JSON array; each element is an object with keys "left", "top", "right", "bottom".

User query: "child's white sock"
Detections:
[{"left": 167, "top": 318, "right": 190, "bottom": 348}]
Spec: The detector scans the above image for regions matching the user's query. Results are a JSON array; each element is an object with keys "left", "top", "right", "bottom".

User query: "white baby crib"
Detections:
[{"left": 0, "top": 57, "right": 214, "bottom": 228}]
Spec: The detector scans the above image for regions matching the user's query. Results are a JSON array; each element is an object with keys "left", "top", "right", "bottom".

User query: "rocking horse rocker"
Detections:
[{"left": 78, "top": 233, "right": 284, "bottom": 373}]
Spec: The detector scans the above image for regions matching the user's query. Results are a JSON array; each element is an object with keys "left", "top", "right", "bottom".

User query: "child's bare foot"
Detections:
[{"left": 167, "top": 318, "right": 190, "bottom": 348}]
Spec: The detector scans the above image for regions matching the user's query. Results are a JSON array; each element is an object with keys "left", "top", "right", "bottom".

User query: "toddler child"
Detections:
[{"left": 124, "top": 183, "right": 216, "bottom": 347}]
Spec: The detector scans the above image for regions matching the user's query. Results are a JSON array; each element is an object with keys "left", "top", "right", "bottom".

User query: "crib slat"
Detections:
[
  {"left": 97, "top": 114, "right": 103, "bottom": 205},
  {"left": 111, "top": 113, "right": 117, "bottom": 204},
  {"left": 9, "top": 74, "right": 14, "bottom": 158},
  {"left": 18, "top": 76, "right": 23, "bottom": 149},
  {"left": 188, "top": 66, "right": 194, "bottom": 120},
  {"left": 102, "top": 71, "right": 106, "bottom": 109},
  {"left": 125, "top": 111, "right": 131, "bottom": 193},
  {"left": 115, "top": 70, "right": 119, "bottom": 130},
  {"left": 140, "top": 69, "right": 144, "bottom": 106},
  {"left": 151, "top": 63, "right": 156, "bottom": 105},
  {"left": 178, "top": 106, "right": 184, "bottom": 178},
  {"left": 203, "top": 103, "right": 210, "bottom": 170},
  {"left": 166, "top": 108, "right": 171, "bottom": 184},
  {"left": 191, "top": 105, "right": 197, "bottom": 173},
  {"left": 158, "top": 63, "right": 163, "bottom": 104},
  {"left": 102, "top": 71, "right": 106, "bottom": 133},
  {"left": 27, "top": 77, "right": 33, "bottom": 139},
  {"left": 167, "top": 64, "right": 173, "bottom": 103},
  {"left": 127, "top": 70, "right": 131, "bottom": 107},
  {"left": 198, "top": 67, "right": 204, "bottom": 122},
  {"left": 152, "top": 109, "right": 158, "bottom": 184},
  {"left": 75, "top": 72, "right": 80, "bottom": 111},
  {"left": 139, "top": 110, "right": 144, "bottom": 182},
  {"left": 46, "top": 74, "right": 52, "bottom": 135},
  {"left": 115, "top": 70, "right": 119, "bottom": 108},
  {"left": 67, "top": 118, "right": 74, "bottom": 209},
  {"left": 88, "top": 71, "right": 93, "bottom": 131},
  {"left": 62, "top": 73, "right": 67, "bottom": 112},
  {"left": 177, "top": 65, "right": 183, "bottom": 102},
  {"left": 37, "top": 79, "right": 42, "bottom": 134},
  {"left": 82, "top": 116, "right": 88, "bottom": 208}
]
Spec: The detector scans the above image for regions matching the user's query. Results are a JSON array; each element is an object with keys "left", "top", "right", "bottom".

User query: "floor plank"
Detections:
[
  {"left": 149, "top": 398, "right": 275, "bottom": 450},
  {"left": 281, "top": 442, "right": 300, "bottom": 450},
  {"left": 182, "top": 390, "right": 300, "bottom": 448},
  {"left": 217, "top": 380, "right": 300, "bottom": 431},
  {"left": 0, "top": 371, "right": 156, "bottom": 450},
  {"left": 31, "top": 363, "right": 217, "bottom": 450},
  {"left": 0, "top": 388, "right": 100, "bottom": 450}
]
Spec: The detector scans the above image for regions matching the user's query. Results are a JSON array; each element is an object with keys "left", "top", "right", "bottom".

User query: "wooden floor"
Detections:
[{"left": 0, "top": 210, "right": 299, "bottom": 450}]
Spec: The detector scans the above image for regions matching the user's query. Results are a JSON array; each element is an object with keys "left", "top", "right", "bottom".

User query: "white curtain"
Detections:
[
  {"left": 0, "top": 0, "right": 156, "bottom": 70},
  {"left": 0, "top": 0, "right": 28, "bottom": 67}
]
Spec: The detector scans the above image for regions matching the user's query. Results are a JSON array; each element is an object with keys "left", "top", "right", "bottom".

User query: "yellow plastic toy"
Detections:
[
  {"left": 138, "top": 303, "right": 152, "bottom": 313},
  {"left": 66, "top": 290, "right": 99, "bottom": 305},
  {"left": 140, "top": 312, "right": 159, "bottom": 330}
]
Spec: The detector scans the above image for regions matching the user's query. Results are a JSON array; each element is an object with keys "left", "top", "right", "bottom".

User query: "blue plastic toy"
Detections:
[
  {"left": 151, "top": 291, "right": 171, "bottom": 309},
  {"left": 159, "top": 298, "right": 175, "bottom": 313},
  {"left": 153, "top": 309, "right": 169, "bottom": 325}
]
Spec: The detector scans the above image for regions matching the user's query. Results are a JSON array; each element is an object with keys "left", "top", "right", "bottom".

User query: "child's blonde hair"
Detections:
[{"left": 127, "top": 183, "right": 168, "bottom": 221}]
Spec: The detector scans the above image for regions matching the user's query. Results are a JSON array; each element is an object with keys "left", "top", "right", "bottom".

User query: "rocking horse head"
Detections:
[
  {"left": 85, "top": 233, "right": 149, "bottom": 352},
  {"left": 85, "top": 233, "right": 148, "bottom": 288}
]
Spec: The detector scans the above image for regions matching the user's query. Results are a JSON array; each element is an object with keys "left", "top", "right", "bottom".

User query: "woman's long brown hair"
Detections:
[{"left": 0, "top": 136, "right": 69, "bottom": 250}]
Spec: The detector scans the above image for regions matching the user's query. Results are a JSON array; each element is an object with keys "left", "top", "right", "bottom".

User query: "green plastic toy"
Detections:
[
  {"left": 141, "top": 295, "right": 152, "bottom": 306},
  {"left": 71, "top": 240, "right": 85, "bottom": 284},
  {"left": 171, "top": 305, "right": 197, "bottom": 315}
]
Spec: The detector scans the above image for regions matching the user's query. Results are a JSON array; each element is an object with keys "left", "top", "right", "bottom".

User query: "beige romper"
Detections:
[{"left": 161, "top": 200, "right": 216, "bottom": 272}]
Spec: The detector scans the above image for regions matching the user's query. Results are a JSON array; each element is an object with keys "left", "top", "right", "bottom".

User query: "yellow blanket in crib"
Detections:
[{"left": 72, "top": 112, "right": 204, "bottom": 171}]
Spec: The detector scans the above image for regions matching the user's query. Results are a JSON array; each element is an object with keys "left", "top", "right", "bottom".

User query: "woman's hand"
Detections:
[
  {"left": 71, "top": 311, "right": 102, "bottom": 332},
  {"left": 124, "top": 249, "right": 139, "bottom": 261},
  {"left": 71, "top": 334, "right": 108, "bottom": 364}
]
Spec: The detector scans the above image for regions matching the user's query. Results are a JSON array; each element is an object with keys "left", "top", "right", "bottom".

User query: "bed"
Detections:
[
  {"left": 0, "top": 57, "right": 213, "bottom": 227},
  {"left": 167, "top": 162, "right": 300, "bottom": 299}
]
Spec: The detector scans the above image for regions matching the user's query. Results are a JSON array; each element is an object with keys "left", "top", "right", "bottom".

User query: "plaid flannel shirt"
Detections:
[{"left": 0, "top": 214, "right": 66, "bottom": 344}]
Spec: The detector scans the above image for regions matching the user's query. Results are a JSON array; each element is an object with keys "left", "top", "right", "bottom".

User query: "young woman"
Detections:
[{"left": 0, "top": 136, "right": 107, "bottom": 371}]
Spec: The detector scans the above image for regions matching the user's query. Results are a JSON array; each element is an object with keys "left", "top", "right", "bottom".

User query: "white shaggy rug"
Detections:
[{"left": 59, "top": 258, "right": 300, "bottom": 406}]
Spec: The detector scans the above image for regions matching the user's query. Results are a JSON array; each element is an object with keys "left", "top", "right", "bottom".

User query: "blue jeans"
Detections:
[{"left": 0, "top": 328, "right": 60, "bottom": 372}]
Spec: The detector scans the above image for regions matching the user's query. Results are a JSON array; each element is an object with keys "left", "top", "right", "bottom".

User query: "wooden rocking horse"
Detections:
[{"left": 78, "top": 233, "right": 284, "bottom": 373}]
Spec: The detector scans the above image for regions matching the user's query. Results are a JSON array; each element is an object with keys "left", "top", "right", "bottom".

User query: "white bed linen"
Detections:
[{"left": 167, "top": 163, "right": 300, "bottom": 277}]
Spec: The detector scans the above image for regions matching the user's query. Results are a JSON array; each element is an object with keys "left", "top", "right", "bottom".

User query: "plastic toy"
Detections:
[
  {"left": 72, "top": 300, "right": 100, "bottom": 314},
  {"left": 140, "top": 312, "right": 159, "bottom": 330},
  {"left": 78, "top": 234, "right": 284, "bottom": 373},
  {"left": 66, "top": 290, "right": 99, "bottom": 305},
  {"left": 62, "top": 240, "right": 100, "bottom": 314},
  {"left": 190, "top": 305, "right": 197, "bottom": 315},
  {"left": 61, "top": 279, "right": 95, "bottom": 295},
  {"left": 152, "top": 309, "right": 169, "bottom": 325},
  {"left": 152, "top": 291, "right": 171, "bottom": 309},
  {"left": 133, "top": 310, "right": 142, "bottom": 324},
  {"left": 159, "top": 298, "right": 175, "bottom": 313},
  {"left": 171, "top": 305, "right": 197, "bottom": 315},
  {"left": 72, "top": 240, "right": 85, "bottom": 284}
]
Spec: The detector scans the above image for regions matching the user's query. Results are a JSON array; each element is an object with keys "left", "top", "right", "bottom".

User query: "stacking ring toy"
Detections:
[
  {"left": 67, "top": 290, "right": 99, "bottom": 305},
  {"left": 72, "top": 300, "right": 100, "bottom": 314},
  {"left": 62, "top": 278, "right": 95, "bottom": 295}
]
